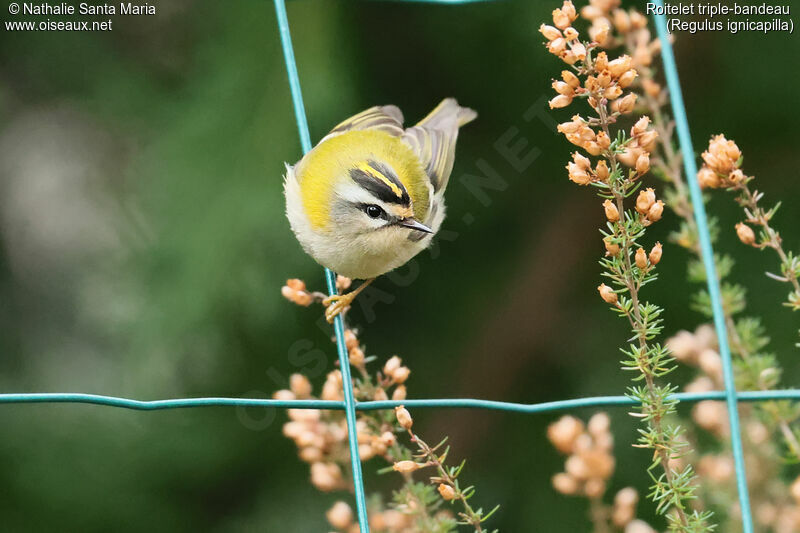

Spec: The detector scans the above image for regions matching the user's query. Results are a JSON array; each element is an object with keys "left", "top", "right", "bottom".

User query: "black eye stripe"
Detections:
[{"left": 349, "top": 164, "right": 410, "bottom": 206}]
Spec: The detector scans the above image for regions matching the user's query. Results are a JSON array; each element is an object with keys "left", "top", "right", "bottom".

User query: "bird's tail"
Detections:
[{"left": 416, "top": 98, "right": 477, "bottom": 129}]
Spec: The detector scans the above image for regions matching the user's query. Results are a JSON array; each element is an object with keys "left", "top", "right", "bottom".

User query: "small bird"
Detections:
[{"left": 284, "top": 98, "right": 476, "bottom": 322}]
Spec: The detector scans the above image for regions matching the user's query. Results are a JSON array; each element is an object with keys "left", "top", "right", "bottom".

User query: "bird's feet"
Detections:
[
  {"left": 322, "top": 278, "right": 375, "bottom": 323},
  {"left": 323, "top": 292, "right": 356, "bottom": 323}
]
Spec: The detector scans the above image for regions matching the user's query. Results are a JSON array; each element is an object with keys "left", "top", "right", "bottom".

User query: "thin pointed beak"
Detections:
[{"left": 398, "top": 218, "right": 433, "bottom": 234}]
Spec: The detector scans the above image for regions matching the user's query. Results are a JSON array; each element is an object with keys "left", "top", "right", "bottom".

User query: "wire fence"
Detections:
[{"left": 0, "top": 1, "right": 792, "bottom": 532}]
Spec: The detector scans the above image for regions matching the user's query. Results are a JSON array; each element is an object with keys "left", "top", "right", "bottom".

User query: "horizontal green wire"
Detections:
[{"left": 0, "top": 390, "right": 798, "bottom": 412}]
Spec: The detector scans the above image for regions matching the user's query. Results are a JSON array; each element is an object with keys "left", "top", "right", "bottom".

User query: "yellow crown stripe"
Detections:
[{"left": 355, "top": 161, "right": 404, "bottom": 199}]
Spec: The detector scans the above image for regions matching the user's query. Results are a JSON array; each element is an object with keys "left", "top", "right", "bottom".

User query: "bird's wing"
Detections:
[
  {"left": 319, "top": 105, "right": 405, "bottom": 143},
  {"left": 401, "top": 98, "right": 477, "bottom": 194}
]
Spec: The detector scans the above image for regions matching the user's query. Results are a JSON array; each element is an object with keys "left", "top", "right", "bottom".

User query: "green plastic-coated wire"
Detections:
[
  {"left": 2, "top": 389, "right": 800, "bottom": 411},
  {"left": 652, "top": 6, "right": 753, "bottom": 531},
  {"left": 272, "top": 0, "right": 370, "bottom": 529}
]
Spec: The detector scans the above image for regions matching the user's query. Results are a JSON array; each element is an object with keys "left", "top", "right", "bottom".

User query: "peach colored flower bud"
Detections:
[
  {"left": 336, "top": 275, "right": 352, "bottom": 291},
  {"left": 598, "top": 283, "right": 618, "bottom": 304},
  {"left": 539, "top": 24, "right": 563, "bottom": 41},
  {"left": 612, "top": 506, "right": 635, "bottom": 528},
  {"left": 698, "top": 348, "right": 723, "bottom": 381},
  {"left": 736, "top": 223, "right": 756, "bottom": 246},
  {"left": 635, "top": 152, "right": 650, "bottom": 174},
  {"left": 552, "top": 8, "right": 571, "bottom": 29},
  {"left": 567, "top": 162, "right": 592, "bottom": 185},
  {"left": 549, "top": 94, "right": 573, "bottom": 109},
  {"left": 588, "top": 412, "right": 610, "bottom": 437},
  {"left": 635, "top": 248, "right": 648, "bottom": 269},
  {"left": 666, "top": 330, "right": 697, "bottom": 363},
  {"left": 557, "top": 120, "right": 581, "bottom": 134},
  {"left": 572, "top": 151, "right": 592, "bottom": 170},
  {"left": 548, "top": 36, "right": 567, "bottom": 55},
  {"left": 373, "top": 388, "right": 388, "bottom": 401},
  {"left": 344, "top": 329, "right": 359, "bottom": 351},
  {"left": 616, "top": 147, "right": 640, "bottom": 167},
  {"left": 595, "top": 132, "right": 610, "bottom": 150},
  {"left": 643, "top": 78, "right": 661, "bottom": 97},
  {"left": 290, "top": 374, "right": 313, "bottom": 398},
  {"left": 638, "top": 130, "right": 658, "bottom": 151},
  {"left": 729, "top": 168, "right": 745, "bottom": 184},
  {"left": 608, "top": 55, "right": 632, "bottom": 77},
  {"left": 595, "top": 51, "right": 609, "bottom": 72},
  {"left": 438, "top": 483, "right": 457, "bottom": 501},
  {"left": 631, "top": 116, "right": 650, "bottom": 136},
  {"left": 612, "top": 8, "right": 631, "bottom": 32},
  {"left": 552, "top": 80, "right": 574, "bottom": 96},
  {"left": 392, "top": 385, "right": 407, "bottom": 401},
  {"left": 584, "top": 478, "right": 606, "bottom": 498},
  {"left": 635, "top": 188, "right": 656, "bottom": 214},
  {"left": 697, "top": 166, "right": 721, "bottom": 189},
  {"left": 565, "top": 455, "right": 590, "bottom": 480},
  {"left": 311, "top": 462, "right": 343, "bottom": 492},
  {"left": 692, "top": 400, "right": 728, "bottom": 435},
  {"left": 273, "top": 389, "right": 295, "bottom": 401},
  {"left": 603, "top": 199, "right": 620, "bottom": 222},
  {"left": 630, "top": 10, "right": 647, "bottom": 28},
  {"left": 552, "top": 472, "right": 579, "bottom": 495},
  {"left": 383, "top": 355, "right": 401, "bottom": 376},
  {"left": 584, "top": 142, "right": 602, "bottom": 156},
  {"left": 649, "top": 242, "right": 662, "bottom": 265},
  {"left": 604, "top": 85, "right": 623, "bottom": 100},
  {"left": 746, "top": 421, "right": 768, "bottom": 445},
  {"left": 560, "top": 50, "right": 578, "bottom": 65},
  {"left": 616, "top": 93, "right": 637, "bottom": 114},
  {"left": 393, "top": 460, "right": 421, "bottom": 473},
  {"left": 392, "top": 366, "right": 411, "bottom": 384},
  {"left": 547, "top": 415, "right": 585, "bottom": 454},
  {"left": 595, "top": 160, "right": 610, "bottom": 181},
  {"left": 299, "top": 446, "right": 323, "bottom": 463},
  {"left": 591, "top": 22, "right": 610, "bottom": 44},
  {"left": 286, "top": 278, "right": 306, "bottom": 291},
  {"left": 615, "top": 486, "right": 639, "bottom": 508},
  {"left": 618, "top": 69, "right": 637, "bottom": 88},
  {"left": 562, "top": 71, "right": 580, "bottom": 88},
  {"left": 571, "top": 42, "right": 587, "bottom": 61},
  {"left": 349, "top": 346, "right": 365, "bottom": 366},
  {"left": 327, "top": 502, "right": 354, "bottom": 530},
  {"left": 581, "top": 5, "right": 605, "bottom": 19},
  {"left": 596, "top": 71, "right": 612, "bottom": 88},
  {"left": 563, "top": 26, "right": 579, "bottom": 41},
  {"left": 395, "top": 406, "right": 413, "bottom": 430},
  {"left": 647, "top": 200, "right": 664, "bottom": 222},
  {"left": 604, "top": 237, "right": 620, "bottom": 256},
  {"left": 625, "top": 520, "right": 657, "bottom": 533},
  {"left": 281, "top": 286, "right": 313, "bottom": 306},
  {"left": 561, "top": 0, "right": 577, "bottom": 20}
]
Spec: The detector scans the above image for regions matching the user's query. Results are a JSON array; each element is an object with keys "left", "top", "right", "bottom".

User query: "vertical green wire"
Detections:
[
  {"left": 272, "top": 0, "right": 371, "bottom": 530},
  {"left": 653, "top": 6, "right": 753, "bottom": 532}
]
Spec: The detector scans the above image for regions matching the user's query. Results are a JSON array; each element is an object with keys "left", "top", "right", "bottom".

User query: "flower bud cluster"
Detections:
[
  {"left": 281, "top": 278, "right": 314, "bottom": 306},
  {"left": 697, "top": 134, "right": 744, "bottom": 189},
  {"left": 548, "top": 413, "right": 614, "bottom": 498}
]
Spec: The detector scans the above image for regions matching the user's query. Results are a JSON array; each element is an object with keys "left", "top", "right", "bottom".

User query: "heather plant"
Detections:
[
  {"left": 540, "top": 0, "right": 713, "bottom": 529},
  {"left": 540, "top": 1, "right": 799, "bottom": 532},
  {"left": 280, "top": 277, "right": 498, "bottom": 533}
]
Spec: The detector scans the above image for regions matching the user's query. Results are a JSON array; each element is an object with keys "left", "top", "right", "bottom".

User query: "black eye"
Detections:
[{"left": 365, "top": 205, "right": 384, "bottom": 219}]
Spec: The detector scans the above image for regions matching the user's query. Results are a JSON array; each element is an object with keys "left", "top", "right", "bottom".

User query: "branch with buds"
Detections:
[
  {"left": 280, "top": 277, "right": 498, "bottom": 532},
  {"left": 540, "top": 1, "right": 713, "bottom": 530},
  {"left": 547, "top": 413, "right": 657, "bottom": 533},
  {"left": 698, "top": 134, "right": 800, "bottom": 316}
]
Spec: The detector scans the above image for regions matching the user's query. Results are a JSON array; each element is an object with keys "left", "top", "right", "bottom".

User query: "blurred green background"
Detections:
[{"left": 0, "top": 0, "right": 798, "bottom": 531}]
